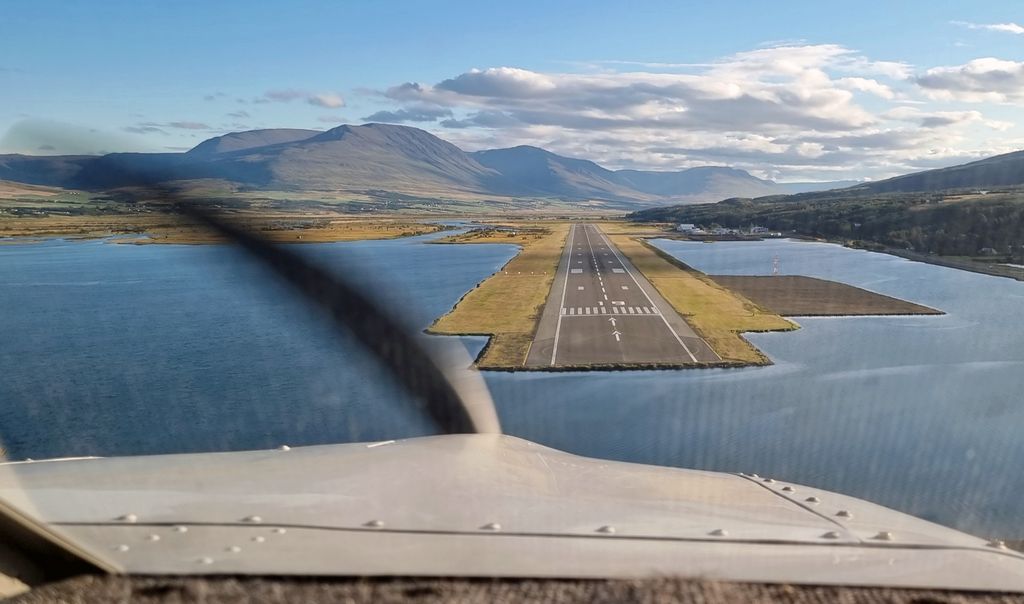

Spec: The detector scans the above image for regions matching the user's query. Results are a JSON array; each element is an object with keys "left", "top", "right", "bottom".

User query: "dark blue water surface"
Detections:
[{"left": 2, "top": 234, "right": 1024, "bottom": 538}]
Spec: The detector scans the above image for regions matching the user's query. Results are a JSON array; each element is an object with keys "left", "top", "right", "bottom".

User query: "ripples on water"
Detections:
[{"left": 1, "top": 234, "right": 1023, "bottom": 538}]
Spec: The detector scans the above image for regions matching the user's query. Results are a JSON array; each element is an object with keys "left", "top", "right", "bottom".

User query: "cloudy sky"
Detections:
[{"left": 2, "top": 0, "right": 1022, "bottom": 181}]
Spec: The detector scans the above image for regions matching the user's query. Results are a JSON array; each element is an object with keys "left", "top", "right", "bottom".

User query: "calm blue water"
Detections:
[{"left": 2, "top": 234, "right": 1023, "bottom": 538}]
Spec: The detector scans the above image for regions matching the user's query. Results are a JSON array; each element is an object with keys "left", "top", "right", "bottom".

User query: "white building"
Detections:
[{"left": 676, "top": 223, "right": 697, "bottom": 233}]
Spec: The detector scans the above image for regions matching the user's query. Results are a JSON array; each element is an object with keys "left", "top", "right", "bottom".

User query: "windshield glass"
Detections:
[{"left": 2, "top": 0, "right": 1024, "bottom": 588}]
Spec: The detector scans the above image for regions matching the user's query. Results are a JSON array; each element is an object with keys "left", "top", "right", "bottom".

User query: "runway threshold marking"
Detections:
[{"left": 593, "top": 226, "right": 699, "bottom": 363}]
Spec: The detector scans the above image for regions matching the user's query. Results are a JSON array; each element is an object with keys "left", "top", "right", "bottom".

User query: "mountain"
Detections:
[
  {"left": 186, "top": 129, "right": 321, "bottom": 156},
  {"left": 470, "top": 146, "right": 651, "bottom": 201},
  {"left": 614, "top": 166, "right": 778, "bottom": 200},
  {"left": 0, "top": 154, "right": 93, "bottom": 188},
  {"left": 851, "top": 150, "right": 1024, "bottom": 194},
  {"left": 254, "top": 123, "right": 502, "bottom": 193},
  {"left": 182, "top": 123, "right": 502, "bottom": 195},
  {"left": 776, "top": 180, "right": 860, "bottom": 194},
  {"left": 471, "top": 146, "right": 788, "bottom": 202},
  {"left": 8, "top": 123, "right": 1006, "bottom": 207}
]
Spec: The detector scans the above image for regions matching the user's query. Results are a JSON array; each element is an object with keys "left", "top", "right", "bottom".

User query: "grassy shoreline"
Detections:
[
  {"left": 868, "top": 245, "right": 1024, "bottom": 282},
  {"left": 0, "top": 214, "right": 448, "bottom": 244},
  {"left": 426, "top": 223, "right": 569, "bottom": 368}
]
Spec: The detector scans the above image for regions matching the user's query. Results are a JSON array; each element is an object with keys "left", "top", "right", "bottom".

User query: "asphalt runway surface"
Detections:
[{"left": 526, "top": 223, "right": 720, "bottom": 368}]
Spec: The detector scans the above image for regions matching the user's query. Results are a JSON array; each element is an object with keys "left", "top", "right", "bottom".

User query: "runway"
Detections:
[{"left": 525, "top": 223, "right": 720, "bottom": 368}]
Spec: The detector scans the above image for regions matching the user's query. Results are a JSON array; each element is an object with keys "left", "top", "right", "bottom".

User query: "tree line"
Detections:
[{"left": 630, "top": 190, "right": 1024, "bottom": 262}]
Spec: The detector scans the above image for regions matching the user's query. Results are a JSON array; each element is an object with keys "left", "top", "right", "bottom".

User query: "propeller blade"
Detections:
[{"left": 177, "top": 201, "right": 501, "bottom": 435}]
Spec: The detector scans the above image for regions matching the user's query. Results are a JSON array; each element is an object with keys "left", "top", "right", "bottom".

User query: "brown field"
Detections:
[
  {"left": 707, "top": 275, "right": 943, "bottom": 316},
  {"left": 598, "top": 221, "right": 676, "bottom": 237},
  {"left": 606, "top": 232, "right": 796, "bottom": 364},
  {"left": 0, "top": 214, "right": 446, "bottom": 244},
  {"left": 433, "top": 225, "right": 550, "bottom": 246},
  {"left": 427, "top": 223, "right": 569, "bottom": 368},
  {"left": 0, "top": 181, "right": 65, "bottom": 200}
]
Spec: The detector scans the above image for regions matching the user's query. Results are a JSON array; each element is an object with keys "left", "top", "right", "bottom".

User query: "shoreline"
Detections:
[
  {"left": 635, "top": 222, "right": 1024, "bottom": 283},
  {"left": 873, "top": 246, "right": 1024, "bottom": 282},
  {"left": 0, "top": 214, "right": 451, "bottom": 245}
]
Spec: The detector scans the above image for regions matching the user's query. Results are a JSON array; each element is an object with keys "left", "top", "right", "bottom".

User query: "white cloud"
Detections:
[
  {"left": 122, "top": 121, "right": 212, "bottom": 134},
  {"left": 916, "top": 58, "right": 1024, "bottom": 102},
  {"left": 255, "top": 89, "right": 346, "bottom": 107},
  {"left": 952, "top": 20, "right": 1024, "bottom": 35},
  {"left": 166, "top": 121, "right": 211, "bottom": 130},
  {"left": 836, "top": 77, "right": 895, "bottom": 99},
  {"left": 369, "top": 43, "right": 1019, "bottom": 180},
  {"left": 363, "top": 106, "right": 452, "bottom": 123},
  {"left": 261, "top": 89, "right": 307, "bottom": 103},
  {"left": 437, "top": 67, "right": 558, "bottom": 97},
  {"left": 308, "top": 93, "right": 345, "bottom": 108}
]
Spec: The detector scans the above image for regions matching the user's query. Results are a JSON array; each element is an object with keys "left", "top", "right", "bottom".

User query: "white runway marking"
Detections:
[
  {"left": 560, "top": 308, "right": 566, "bottom": 315},
  {"left": 603, "top": 294, "right": 608, "bottom": 300},
  {"left": 577, "top": 286, "right": 585, "bottom": 290},
  {"left": 628, "top": 307, "right": 635, "bottom": 314},
  {"left": 570, "top": 268, "right": 583, "bottom": 274},
  {"left": 621, "top": 285, "right": 629, "bottom": 290},
  {"left": 612, "top": 268, "right": 625, "bottom": 274},
  {"left": 612, "top": 330, "right": 621, "bottom": 342},
  {"left": 600, "top": 307, "right": 607, "bottom": 314},
  {"left": 585, "top": 307, "right": 591, "bottom": 315},
  {"left": 593, "top": 226, "right": 701, "bottom": 362},
  {"left": 550, "top": 224, "right": 577, "bottom": 365}
]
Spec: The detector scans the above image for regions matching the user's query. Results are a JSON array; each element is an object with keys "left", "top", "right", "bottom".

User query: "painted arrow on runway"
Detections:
[
  {"left": 612, "top": 330, "right": 622, "bottom": 342},
  {"left": 608, "top": 317, "right": 617, "bottom": 327}
]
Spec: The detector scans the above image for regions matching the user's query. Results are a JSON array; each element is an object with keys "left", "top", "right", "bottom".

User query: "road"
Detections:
[{"left": 525, "top": 223, "right": 720, "bottom": 367}]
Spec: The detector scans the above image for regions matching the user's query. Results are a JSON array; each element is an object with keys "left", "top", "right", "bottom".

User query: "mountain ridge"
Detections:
[{"left": 2, "top": 123, "right": 1008, "bottom": 207}]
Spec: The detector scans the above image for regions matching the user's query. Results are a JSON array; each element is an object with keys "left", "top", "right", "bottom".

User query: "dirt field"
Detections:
[{"left": 707, "top": 275, "right": 943, "bottom": 316}]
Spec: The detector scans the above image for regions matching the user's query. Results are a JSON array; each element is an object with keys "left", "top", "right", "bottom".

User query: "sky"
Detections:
[{"left": 1, "top": 0, "right": 1023, "bottom": 181}]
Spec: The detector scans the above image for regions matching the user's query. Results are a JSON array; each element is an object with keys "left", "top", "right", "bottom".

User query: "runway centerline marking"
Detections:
[{"left": 593, "top": 226, "right": 699, "bottom": 363}]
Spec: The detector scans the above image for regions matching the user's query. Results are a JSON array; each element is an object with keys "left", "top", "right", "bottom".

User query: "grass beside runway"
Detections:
[
  {"left": 605, "top": 230, "right": 797, "bottom": 365},
  {"left": 427, "top": 222, "right": 570, "bottom": 368}
]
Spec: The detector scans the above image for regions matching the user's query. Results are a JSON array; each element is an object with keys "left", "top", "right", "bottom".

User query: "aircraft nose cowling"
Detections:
[{"left": 0, "top": 434, "right": 1022, "bottom": 591}]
